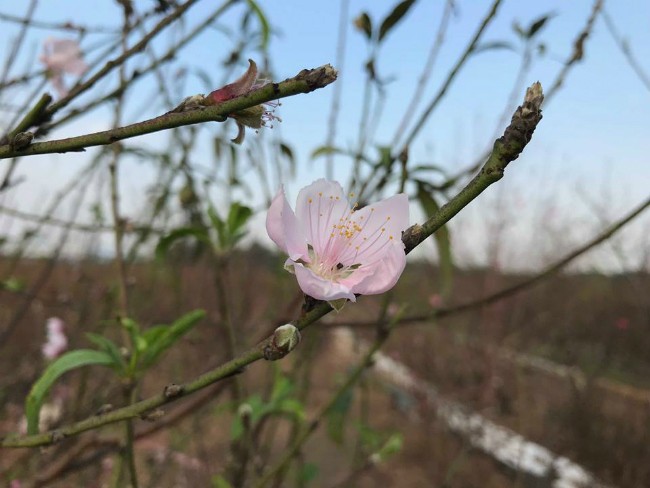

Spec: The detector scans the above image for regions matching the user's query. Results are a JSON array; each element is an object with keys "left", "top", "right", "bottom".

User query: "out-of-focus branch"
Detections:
[
  {"left": 0, "top": 64, "right": 338, "bottom": 159},
  {"left": 602, "top": 9, "right": 650, "bottom": 93},
  {"left": 544, "top": 0, "right": 604, "bottom": 103},
  {"left": 397, "top": 0, "right": 502, "bottom": 152},
  {"left": 341, "top": 193, "right": 650, "bottom": 329}
]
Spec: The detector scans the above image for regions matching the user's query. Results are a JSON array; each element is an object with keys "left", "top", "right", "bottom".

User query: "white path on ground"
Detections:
[{"left": 331, "top": 327, "right": 613, "bottom": 488}]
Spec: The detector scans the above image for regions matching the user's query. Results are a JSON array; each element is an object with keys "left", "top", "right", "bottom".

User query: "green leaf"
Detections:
[
  {"left": 207, "top": 205, "right": 226, "bottom": 248},
  {"left": 138, "top": 310, "right": 206, "bottom": 370},
  {"left": 270, "top": 374, "right": 294, "bottom": 404},
  {"left": 1, "top": 277, "right": 24, "bottom": 292},
  {"left": 226, "top": 202, "right": 253, "bottom": 238},
  {"left": 353, "top": 12, "right": 373, "bottom": 40},
  {"left": 298, "top": 463, "right": 319, "bottom": 484},
  {"left": 25, "top": 350, "right": 114, "bottom": 434},
  {"left": 245, "top": 0, "right": 270, "bottom": 50},
  {"left": 85, "top": 333, "right": 125, "bottom": 372},
  {"left": 211, "top": 475, "right": 234, "bottom": 488},
  {"left": 378, "top": 0, "right": 417, "bottom": 42},
  {"left": 310, "top": 145, "right": 346, "bottom": 159},
  {"left": 376, "top": 433, "right": 404, "bottom": 461},
  {"left": 326, "top": 388, "right": 353, "bottom": 445},
  {"left": 526, "top": 13, "right": 555, "bottom": 38},
  {"left": 416, "top": 182, "right": 453, "bottom": 298},
  {"left": 155, "top": 227, "right": 211, "bottom": 261}
]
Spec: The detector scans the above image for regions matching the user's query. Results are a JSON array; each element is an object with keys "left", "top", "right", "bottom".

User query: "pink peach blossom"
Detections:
[
  {"left": 42, "top": 317, "right": 68, "bottom": 360},
  {"left": 39, "top": 37, "right": 87, "bottom": 97},
  {"left": 266, "top": 179, "right": 409, "bottom": 306}
]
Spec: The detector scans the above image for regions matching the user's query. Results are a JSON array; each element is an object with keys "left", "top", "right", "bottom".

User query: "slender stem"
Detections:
[
  {"left": 398, "top": 0, "right": 502, "bottom": 152},
  {"left": 214, "top": 255, "right": 244, "bottom": 404},
  {"left": 0, "top": 64, "right": 338, "bottom": 159},
  {"left": 2, "top": 93, "right": 51, "bottom": 143},
  {"left": 325, "top": 0, "right": 350, "bottom": 180}
]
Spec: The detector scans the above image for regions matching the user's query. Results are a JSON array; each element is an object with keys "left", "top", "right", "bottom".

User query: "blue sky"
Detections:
[{"left": 0, "top": 0, "right": 648, "bottom": 270}]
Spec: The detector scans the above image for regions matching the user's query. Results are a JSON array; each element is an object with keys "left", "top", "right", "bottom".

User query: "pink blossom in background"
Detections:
[
  {"left": 10, "top": 481, "right": 22, "bottom": 488},
  {"left": 39, "top": 37, "right": 88, "bottom": 97},
  {"left": 42, "top": 317, "right": 68, "bottom": 360},
  {"left": 615, "top": 317, "right": 629, "bottom": 331},
  {"left": 266, "top": 179, "right": 409, "bottom": 306},
  {"left": 428, "top": 293, "right": 442, "bottom": 308}
]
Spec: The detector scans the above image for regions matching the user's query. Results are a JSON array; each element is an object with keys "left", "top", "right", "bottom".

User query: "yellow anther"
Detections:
[
  {"left": 381, "top": 227, "right": 385, "bottom": 232},
  {"left": 308, "top": 198, "right": 313, "bottom": 203},
  {"left": 319, "top": 192, "right": 323, "bottom": 196}
]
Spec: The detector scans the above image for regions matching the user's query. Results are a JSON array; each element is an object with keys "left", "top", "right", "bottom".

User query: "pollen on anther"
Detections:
[
  {"left": 389, "top": 235, "right": 394, "bottom": 240},
  {"left": 319, "top": 192, "right": 323, "bottom": 197},
  {"left": 387, "top": 216, "right": 391, "bottom": 220},
  {"left": 308, "top": 198, "right": 313, "bottom": 203},
  {"left": 381, "top": 227, "right": 385, "bottom": 232}
]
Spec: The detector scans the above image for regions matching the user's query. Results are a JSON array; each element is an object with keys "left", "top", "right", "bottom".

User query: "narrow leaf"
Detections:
[
  {"left": 25, "top": 350, "right": 114, "bottom": 434},
  {"left": 245, "top": 0, "right": 270, "bottom": 50},
  {"left": 353, "top": 12, "right": 373, "bottom": 40},
  {"left": 85, "top": 333, "right": 126, "bottom": 371},
  {"left": 527, "top": 13, "right": 555, "bottom": 38},
  {"left": 416, "top": 183, "right": 454, "bottom": 298},
  {"left": 139, "top": 310, "right": 206, "bottom": 370},
  {"left": 155, "top": 227, "right": 211, "bottom": 261},
  {"left": 378, "top": 0, "right": 417, "bottom": 42},
  {"left": 310, "top": 145, "right": 345, "bottom": 159},
  {"left": 326, "top": 388, "right": 353, "bottom": 445}
]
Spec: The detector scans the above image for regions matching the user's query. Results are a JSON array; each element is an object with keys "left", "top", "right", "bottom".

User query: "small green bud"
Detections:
[
  {"left": 264, "top": 324, "right": 301, "bottom": 360},
  {"left": 12, "top": 132, "right": 33, "bottom": 150}
]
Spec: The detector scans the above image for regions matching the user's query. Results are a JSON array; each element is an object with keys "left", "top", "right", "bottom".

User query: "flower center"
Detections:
[{"left": 307, "top": 253, "right": 361, "bottom": 283}]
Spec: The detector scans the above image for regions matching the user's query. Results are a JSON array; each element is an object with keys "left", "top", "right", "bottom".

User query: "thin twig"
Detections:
[{"left": 0, "top": 64, "right": 339, "bottom": 159}]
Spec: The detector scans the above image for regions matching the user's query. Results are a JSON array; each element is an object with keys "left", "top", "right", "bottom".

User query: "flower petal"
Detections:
[
  {"left": 349, "top": 240, "right": 406, "bottom": 295},
  {"left": 266, "top": 187, "right": 308, "bottom": 261},
  {"left": 336, "top": 193, "right": 409, "bottom": 266},
  {"left": 295, "top": 179, "right": 350, "bottom": 258},
  {"left": 293, "top": 263, "right": 356, "bottom": 301}
]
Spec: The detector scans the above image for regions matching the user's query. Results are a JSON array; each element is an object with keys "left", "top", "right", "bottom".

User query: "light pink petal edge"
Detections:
[{"left": 293, "top": 263, "right": 356, "bottom": 302}]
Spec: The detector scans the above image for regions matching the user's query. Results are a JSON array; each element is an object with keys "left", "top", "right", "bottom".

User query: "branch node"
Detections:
[
  {"left": 140, "top": 408, "right": 165, "bottom": 422},
  {"left": 11, "top": 131, "right": 34, "bottom": 151},
  {"left": 163, "top": 383, "right": 184, "bottom": 399},
  {"left": 263, "top": 324, "right": 301, "bottom": 361}
]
